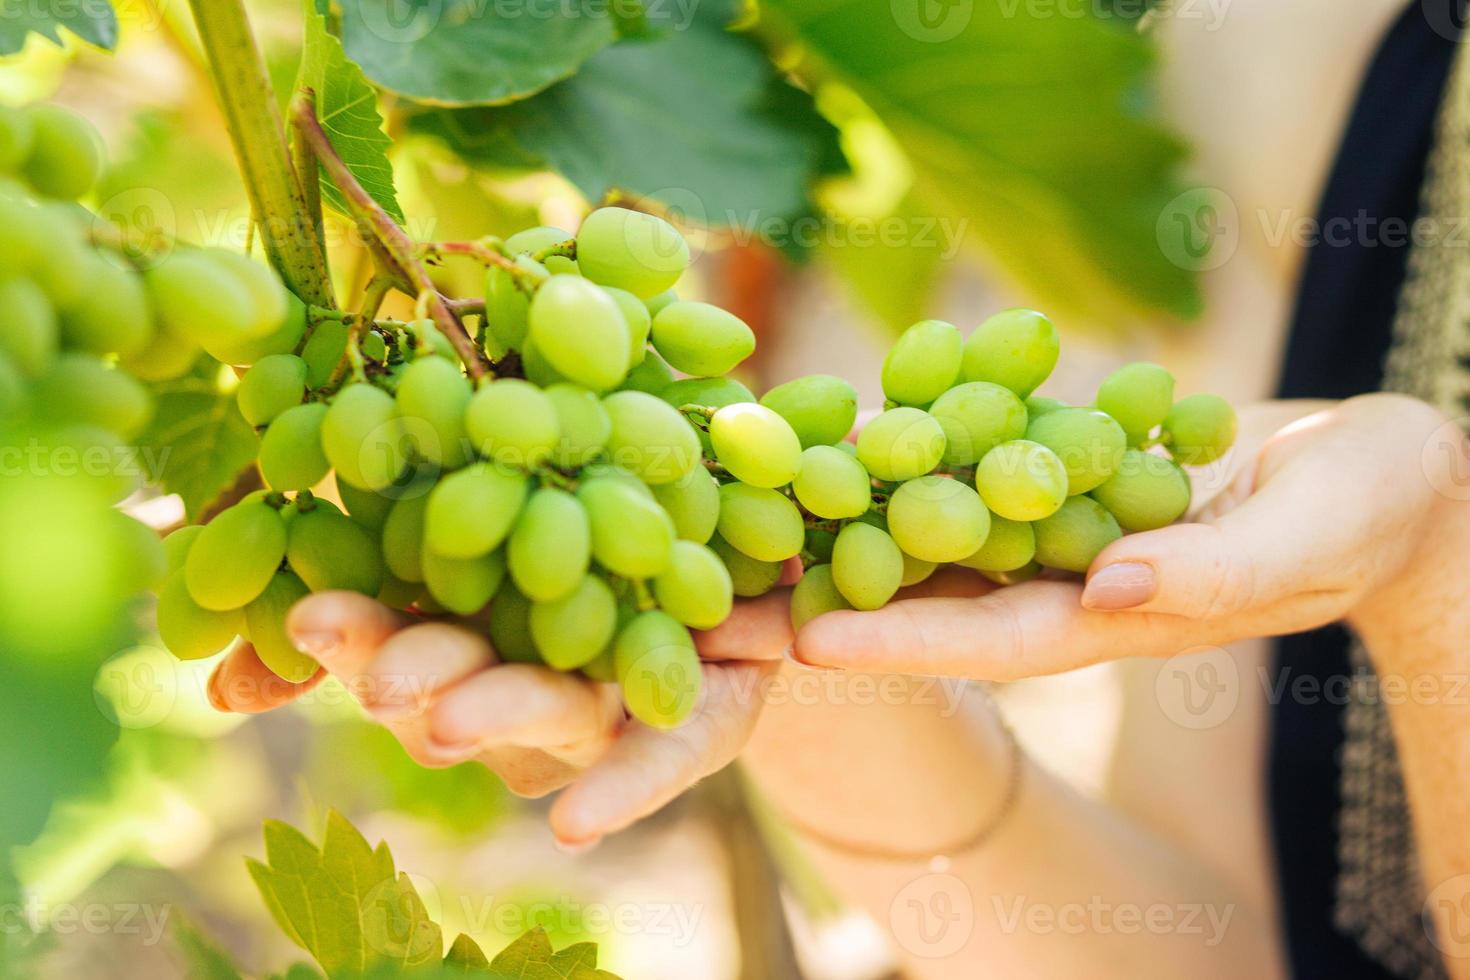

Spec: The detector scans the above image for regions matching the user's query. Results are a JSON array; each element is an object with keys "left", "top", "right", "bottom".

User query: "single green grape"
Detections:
[
  {"left": 885, "top": 475, "right": 991, "bottom": 563},
  {"left": 424, "top": 462, "right": 528, "bottom": 559},
  {"left": 652, "top": 468, "right": 721, "bottom": 543},
  {"left": 530, "top": 573, "right": 618, "bottom": 671},
  {"left": 405, "top": 317, "right": 462, "bottom": 364},
  {"left": 709, "top": 532, "right": 782, "bottom": 597},
  {"left": 423, "top": 547, "right": 506, "bottom": 616},
  {"left": 506, "top": 225, "right": 572, "bottom": 255},
  {"left": 650, "top": 301, "right": 755, "bottom": 376},
  {"left": 615, "top": 610, "right": 701, "bottom": 729},
  {"left": 1032, "top": 496, "right": 1122, "bottom": 573},
  {"left": 709, "top": 403, "right": 802, "bottom": 488},
  {"left": 237, "top": 354, "right": 307, "bottom": 427},
  {"left": 792, "top": 445, "right": 872, "bottom": 519},
  {"left": 336, "top": 473, "right": 394, "bottom": 531},
  {"left": 488, "top": 582, "right": 542, "bottom": 664},
  {"left": 243, "top": 571, "right": 318, "bottom": 682},
  {"left": 578, "top": 475, "right": 676, "bottom": 578},
  {"left": 484, "top": 256, "right": 547, "bottom": 354},
  {"left": 508, "top": 488, "right": 591, "bottom": 602},
  {"left": 759, "top": 374, "right": 859, "bottom": 448},
  {"left": 57, "top": 253, "right": 153, "bottom": 357},
  {"left": 804, "top": 526, "right": 837, "bottom": 564},
  {"left": 286, "top": 506, "right": 384, "bottom": 596},
  {"left": 1090, "top": 449, "right": 1191, "bottom": 531},
  {"left": 145, "top": 251, "right": 257, "bottom": 352},
  {"left": 208, "top": 249, "right": 290, "bottom": 340},
  {"left": 601, "top": 285, "right": 652, "bottom": 368},
  {"left": 956, "top": 515, "right": 1035, "bottom": 572},
  {"left": 162, "top": 525, "right": 203, "bottom": 576},
  {"left": 322, "top": 383, "right": 408, "bottom": 491},
  {"left": 645, "top": 289, "right": 678, "bottom": 316},
  {"left": 652, "top": 540, "right": 734, "bottom": 630},
  {"left": 203, "top": 292, "right": 307, "bottom": 367},
  {"left": 974, "top": 439, "right": 1068, "bottom": 521},
  {"left": 519, "top": 338, "right": 569, "bottom": 387},
  {"left": 929, "top": 381, "right": 1027, "bottom": 466},
  {"left": 855, "top": 407, "right": 946, "bottom": 482},
  {"left": 618, "top": 350, "right": 675, "bottom": 394},
  {"left": 1025, "top": 395, "right": 1067, "bottom": 418},
  {"left": 601, "top": 389, "right": 701, "bottom": 485},
  {"left": 156, "top": 571, "right": 241, "bottom": 661},
  {"left": 0, "top": 277, "right": 57, "bottom": 376},
  {"left": 660, "top": 375, "right": 754, "bottom": 454},
  {"left": 396, "top": 356, "right": 472, "bottom": 470},
  {"left": 464, "top": 378, "right": 560, "bottom": 470},
  {"left": 961, "top": 308, "right": 1059, "bottom": 398},
  {"left": 382, "top": 494, "right": 430, "bottom": 583},
  {"left": 259, "top": 403, "right": 330, "bottom": 491},
  {"left": 22, "top": 104, "right": 101, "bottom": 199},
  {"left": 900, "top": 552, "right": 938, "bottom": 587},
  {"left": 715, "top": 482, "right": 804, "bottom": 562},
  {"left": 576, "top": 206, "right": 690, "bottom": 299},
  {"left": 376, "top": 570, "right": 421, "bottom": 610},
  {"left": 184, "top": 499, "right": 287, "bottom": 611},
  {"left": 116, "top": 323, "right": 199, "bottom": 382},
  {"left": 831, "top": 521, "right": 904, "bottom": 611},
  {"left": 882, "top": 318, "right": 962, "bottom": 406},
  {"left": 301, "top": 319, "right": 349, "bottom": 388},
  {"left": 544, "top": 382, "right": 611, "bottom": 468},
  {"left": 790, "top": 564, "right": 853, "bottom": 630},
  {"left": 527, "top": 274, "right": 630, "bottom": 391},
  {"left": 1096, "top": 362, "right": 1174, "bottom": 445},
  {"left": 0, "top": 105, "right": 34, "bottom": 170},
  {"left": 1024, "top": 407, "right": 1127, "bottom": 494},
  {"left": 1163, "top": 393, "right": 1237, "bottom": 465},
  {"left": 32, "top": 353, "right": 153, "bottom": 439}
]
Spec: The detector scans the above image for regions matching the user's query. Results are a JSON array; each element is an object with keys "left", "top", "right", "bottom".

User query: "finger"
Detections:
[
  {"left": 284, "top": 590, "right": 411, "bottom": 685},
  {"left": 208, "top": 640, "right": 325, "bottom": 713},
  {"left": 897, "top": 564, "right": 993, "bottom": 600},
  {"left": 356, "top": 621, "right": 497, "bottom": 721},
  {"left": 695, "top": 588, "right": 793, "bottom": 661},
  {"left": 548, "top": 660, "right": 778, "bottom": 846},
  {"left": 425, "top": 665, "right": 622, "bottom": 764}
]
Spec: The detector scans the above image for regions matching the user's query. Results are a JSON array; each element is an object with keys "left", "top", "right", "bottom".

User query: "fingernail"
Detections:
[
  {"left": 553, "top": 835, "right": 602, "bottom": 856},
  {"left": 782, "top": 645, "right": 832, "bottom": 672},
  {"left": 1082, "top": 562, "right": 1157, "bottom": 611},
  {"left": 291, "top": 630, "right": 340, "bottom": 661}
]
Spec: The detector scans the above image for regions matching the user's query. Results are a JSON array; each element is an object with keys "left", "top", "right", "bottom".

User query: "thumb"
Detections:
[{"left": 1079, "top": 521, "right": 1262, "bottom": 619}]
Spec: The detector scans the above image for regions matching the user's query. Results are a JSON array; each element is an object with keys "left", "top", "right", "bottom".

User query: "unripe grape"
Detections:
[
  {"left": 118, "top": 323, "right": 199, "bottom": 382},
  {"left": 792, "top": 445, "right": 871, "bottom": 519},
  {"left": 653, "top": 540, "right": 734, "bottom": 629},
  {"left": 528, "top": 274, "right": 629, "bottom": 390},
  {"left": 484, "top": 255, "right": 547, "bottom": 354},
  {"left": 286, "top": 506, "right": 384, "bottom": 596},
  {"left": 162, "top": 524, "right": 203, "bottom": 576},
  {"left": 488, "top": 582, "right": 542, "bottom": 664},
  {"left": 336, "top": 473, "right": 393, "bottom": 531},
  {"left": 974, "top": 439, "right": 1067, "bottom": 521},
  {"left": 464, "top": 377, "right": 560, "bottom": 470},
  {"left": 886, "top": 475, "right": 991, "bottom": 563},
  {"left": 1024, "top": 407, "right": 1127, "bottom": 494},
  {"left": 650, "top": 301, "right": 755, "bottom": 377},
  {"left": 237, "top": 354, "right": 307, "bottom": 427},
  {"left": 962, "top": 308, "right": 1059, "bottom": 397},
  {"left": 204, "top": 292, "right": 308, "bottom": 366},
  {"left": 790, "top": 564, "right": 851, "bottom": 630},
  {"left": 709, "top": 532, "right": 782, "bottom": 597},
  {"left": 615, "top": 610, "right": 701, "bottom": 729},
  {"left": 709, "top": 403, "right": 802, "bottom": 488},
  {"left": 576, "top": 206, "right": 689, "bottom": 298},
  {"left": 530, "top": 574, "right": 617, "bottom": 670},
  {"left": 759, "top": 374, "right": 858, "bottom": 448},
  {"left": 33, "top": 353, "right": 153, "bottom": 439},
  {"left": 652, "top": 468, "right": 720, "bottom": 543},
  {"left": 425, "top": 462, "right": 528, "bottom": 558},
  {"left": 322, "top": 383, "right": 408, "bottom": 491},
  {"left": 396, "top": 356, "right": 472, "bottom": 469},
  {"left": 618, "top": 349, "right": 674, "bottom": 394},
  {"left": 855, "top": 407, "right": 946, "bottom": 482},
  {"left": 716, "top": 482, "right": 804, "bottom": 562},
  {"left": 578, "top": 475, "right": 675, "bottom": 578},
  {"left": 508, "top": 488, "right": 591, "bottom": 601},
  {"left": 1163, "top": 393, "right": 1237, "bottom": 465},
  {"left": 404, "top": 317, "right": 462, "bottom": 363},
  {"left": 929, "top": 381, "right": 1027, "bottom": 466},
  {"left": 259, "top": 403, "right": 330, "bottom": 491},
  {"left": 901, "top": 552, "right": 938, "bottom": 587},
  {"left": 0, "top": 105, "right": 34, "bottom": 170},
  {"left": 602, "top": 389, "right": 701, "bottom": 485},
  {"left": 882, "top": 319, "right": 962, "bottom": 406},
  {"left": 157, "top": 571, "right": 242, "bottom": 661},
  {"left": 1025, "top": 395, "right": 1066, "bottom": 418},
  {"left": 520, "top": 335, "right": 569, "bottom": 390},
  {"left": 544, "top": 382, "right": 611, "bottom": 468},
  {"left": 1032, "top": 496, "right": 1121, "bottom": 572},
  {"left": 22, "top": 105, "right": 101, "bottom": 199},
  {"left": 376, "top": 570, "right": 421, "bottom": 610},
  {"left": 956, "top": 514, "right": 1035, "bottom": 572},
  {"left": 831, "top": 521, "right": 903, "bottom": 611},
  {"left": 146, "top": 251, "right": 257, "bottom": 351},
  {"left": 1096, "top": 362, "right": 1174, "bottom": 445},
  {"left": 208, "top": 250, "right": 290, "bottom": 339},
  {"left": 423, "top": 547, "right": 506, "bottom": 616},
  {"left": 645, "top": 288, "right": 678, "bottom": 316},
  {"left": 301, "top": 319, "right": 349, "bottom": 388},
  {"left": 243, "top": 571, "right": 318, "bottom": 681},
  {"left": 58, "top": 253, "right": 153, "bottom": 357},
  {"left": 601, "top": 285, "right": 652, "bottom": 368},
  {"left": 382, "top": 494, "right": 430, "bottom": 582},
  {"left": 184, "top": 499, "right": 287, "bottom": 611},
  {"left": 659, "top": 376, "right": 755, "bottom": 413},
  {"left": 804, "top": 526, "right": 837, "bottom": 563},
  {"left": 0, "top": 277, "right": 57, "bottom": 376},
  {"left": 1090, "top": 449, "right": 1191, "bottom": 531}
]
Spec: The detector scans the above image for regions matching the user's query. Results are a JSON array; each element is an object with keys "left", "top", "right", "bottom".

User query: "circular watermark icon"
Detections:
[
  {"left": 1155, "top": 645, "right": 1239, "bottom": 730},
  {"left": 1420, "top": 416, "right": 1470, "bottom": 502},
  {"left": 1424, "top": 873, "right": 1470, "bottom": 958},
  {"left": 1421, "top": 0, "right": 1470, "bottom": 43},
  {"left": 92, "top": 187, "right": 176, "bottom": 270},
  {"left": 1156, "top": 186, "right": 1238, "bottom": 272},
  {"left": 93, "top": 645, "right": 183, "bottom": 730},
  {"left": 891, "top": 0, "right": 974, "bottom": 42},
  {"left": 362, "top": 871, "right": 444, "bottom": 961},
  {"left": 889, "top": 869, "right": 974, "bottom": 958},
  {"left": 350, "top": 0, "right": 444, "bottom": 44}
]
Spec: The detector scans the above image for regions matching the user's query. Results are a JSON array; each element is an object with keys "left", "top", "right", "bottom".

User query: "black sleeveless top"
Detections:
[{"left": 1269, "top": 3, "right": 1458, "bottom": 977}]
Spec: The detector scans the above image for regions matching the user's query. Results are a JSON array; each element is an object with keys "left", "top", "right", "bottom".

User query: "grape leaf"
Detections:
[
  {"left": 0, "top": 0, "right": 117, "bottom": 55},
  {"left": 336, "top": 0, "right": 617, "bottom": 107},
  {"left": 172, "top": 920, "right": 245, "bottom": 980},
  {"left": 137, "top": 368, "right": 260, "bottom": 521},
  {"left": 485, "top": 927, "right": 619, "bottom": 980},
  {"left": 298, "top": 0, "right": 404, "bottom": 223},
  {"left": 443, "top": 934, "right": 490, "bottom": 972},
  {"left": 761, "top": 0, "right": 1201, "bottom": 321}
]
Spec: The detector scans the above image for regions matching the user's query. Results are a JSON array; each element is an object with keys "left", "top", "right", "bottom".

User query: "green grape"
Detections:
[
  {"left": 465, "top": 378, "right": 559, "bottom": 469},
  {"left": 831, "top": 521, "right": 903, "bottom": 611},
  {"left": 1032, "top": 496, "right": 1122, "bottom": 572},
  {"left": 1024, "top": 407, "right": 1127, "bottom": 494},
  {"left": 618, "top": 350, "right": 674, "bottom": 394},
  {"left": 425, "top": 462, "right": 528, "bottom": 558},
  {"left": 208, "top": 249, "right": 290, "bottom": 339},
  {"left": 982, "top": 562, "right": 1042, "bottom": 586},
  {"left": 1090, "top": 449, "right": 1191, "bottom": 531},
  {"left": 974, "top": 439, "right": 1067, "bottom": 521},
  {"left": 488, "top": 582, "right": 542, "bottom": 664},
  {"left": 301, "top": 319, "right": 349, "bottom": 388},
  {"left": 279, "top": 492, "right": 340, "bottom": 525},
  {"left": 336, "top": 473, "right": 394, "bottom": 531},
  {"left": 396, "top": 356, "right": 472, "bottom": 469},
  {"left": 576, "top": 206, "right": 690, "bottom": 298},
  {"left": 578, "top": 475, "right": 676, "bottom": 577},
  {"left": 900, "top": 552, "right": 938, "bottom": 587},
  {"left": 237, "top": 354, "right": 307, "bottom": 427},
  {"left": 758, "top": 374, "right": 859, "bottom": 448},
  {"left": 506, "top": 225, "right": 572, "bottom": 255},
  {"left": 243, "top": 571, "right": 319, "bottom": 681},
  {"left": 792, "top": 445, "right": 871, "bottom": 519},
  {"left": 145, "top": 250, "right": 257, "bottom": 351},
  {"left": 508, "top": 488, "right": 591, "bottom": 601},
  {"left": 0, "top": 105, "right": 34, "bottom": 170},
  {"left": 962, "top": 308, "right": 1059, "bottom": 398},
  {"left": 0, "top": 276, "right": 57, "bottom": 376},
  {"left": 790, "top": 564, "right": 852, "bottom": 629},
  {"left": 645, "top": 288, "right": 678, "bottom": 316},
  {"left": 614, "top": 610, "right": 701, "bottom": 729},
  {"left": 602, "top": 389, "right": 701, "bottom": 484},
  {"left": 1024, "top": 395, "right": 1067, "bottom": 418},
  {"left": 376, "top": 570, "right": 421, "bottom": 610},
  {"left": 32, "top": 353, "right": 153, "bottom": 439},
  {"left": 162, "top": 524, "right": 203, "bottom": 576},
  {"left": 929, "top": 382, "right": 1027, "bottom": 466},
  {"left": 709, "top": 403, "right": 802, "bottom": 488},
  {"left": 184, "top": 499, "right": 287, "bottom": 611},
  {"left": 709, "top": 532, "right": 782, "bottom": 596},
  {"left": 715, "top": 482, "right": 804, "bottom": 562},
  {"left": 204, "top": 292, "right": 307, "bottom": 367},
  {"left": 1096, "top": 362, "right": 1175, "bottom": 445},
  {"left": 528, "top": 274, "right": 630, "bottom": 391},
  {"left": 653, "top": 540, "right": 733, "bottom": 629},
  {"left": 882, "top": 319, "right": 962, "bottom": 406},
  {"left": 404, "top": 317, "right": 462, "bottom": 363},
  {"left": 22, "top": 105, "right": 101, "bottom": 199},
  {"left": 601, "top": 285, "right": 652, "bottom": 368},
  {"left": 956, "top": 515, "right": 1035, "bottom": 572},
  {"left": 322, "top": 383, "right": 408, "bottom": 491},
  {"left": 650, "top": 301, "right": 755, "bottom": 376},
  {"left": 382, "top": 494, "right": 430, "bottom": 582},
  {"left": 885, "top": 475, "right": 991, "bottom": 563},
  {"left": 29, "top": 203, "right": 89, "bottom": 304},
  {"left": 804, "top": 526, "right": 837, "bottom": 563},
  {"left": 659, "top": 376, "right": 755, "bottom": 412},
  {"left": 286, "top": 506, "right": 384, "bottom": 596},
  {"left": 423, "top": 547, "right": 506, "bottom": 616},
  {"left": 484, "top": 255, "right": 548, "bottom": 354},
  {"left": 580, "top": 461, "right": 656, "bottom": 499},
  {"left": 57, "top": 253, "right": 152, "bottom": 357},
  {"left": 530, "top": 573, "right": 617, "bottom": 670},
  {"left": 157, "top": 571, "right": 241, "bottom": 661},
  {"left": 544, "top": 255, "right": 579, "bottom": 275},
  {"left": 259, "top": 403, "right": 330, "bottom": 491},
  {"left": 855, "top": 407, "right": 946, "bottom": 482},
  {"left": 1163, "top": 393, "right": 1237, "bottom": 464},
  {"left": 583, "top": 645, "right": 619, "bottom": 683},
  {"left": 545, "top": 382, "right": 611, "bottom": 467},
  {"left": 651, "top": 468, "right": 720, "bottom": 542}
]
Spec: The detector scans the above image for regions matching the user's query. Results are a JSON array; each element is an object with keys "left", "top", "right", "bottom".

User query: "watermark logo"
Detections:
[
  {"left": 1155, "top": 645, "right": 1238, "bottom": 729},
  {"left": 890, "top": 867, "right": 974, "bottom": 958},
  {"left": 1157, "top": 187, "right": 1238, "bottom": 273},
  {"left": 1425, "top": 874, "right": 1470, "bottom": 958},
  {"left": 891, "top": 0, "right": 974, "bottom": 42},
  {"left": 1421, "top": 416, "right": 1470, "bottom": 502}
]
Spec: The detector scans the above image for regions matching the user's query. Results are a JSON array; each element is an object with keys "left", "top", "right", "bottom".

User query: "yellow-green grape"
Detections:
[
  {"left": 790, "top": 564, "right": 852, "bottom": 629},
  {"left": 982, "top": 562, "right": 1042, "bottom": 586},
  {"left": 652, "top": 540, "right": 734, "bottom": 629},
  {"left": 576, "top": 206, "right": 689, "bottom": 298},
  {"left": 709, "top": 532, "right": 782, "bottom": 597},
  {"left": 961, "top": 308, "right": 1059, "bottom": 398},
  {"left": 855, "top": 407, "right": 946, "bottom": 482},
  {"left": 582, "top": 644, "right": 619, "bottom": 683},
  {"left": 508, "top": 488, "right": 591, "bottom": 602},
  {"left": 382, "top": 494, "right": 430, "bottom": 582},
  {"left": 520, "top": 338, "right": 568, "bottom": 387},
  {"left": 259, "top": 403, "right": 330, "bottom": 491},
  {"left": 237, "top": 354, "right": 307, "bottom": 427},
  {"left": 528, "top": 274, "right": 630, "bottom": 391},
  {"left": 974, "top": 439, "right": 1067, "bottom": 521},
  {"left": 184, "top": 499, "right": 287, "bottom": 611},
  {"left": 831, "top": 521, "right": 903, "bottom": 611},
  {"left": 929, "top": 381, "right": 1027, "bottom": 466},
  {"left": 1163, "top": 394, "right": 1237, "bottom": 465},
  {"left": 885, "top": 475, "right": 991, "bottom": 563},
  {"left": 162, "top": 525, "right": 204, "bottom": 575},
  {"left": 488, "top": 582, "right": 542, "bottom": 664},
  {"left": 602, "top": 389, "right": 701, "bottom": 484},
  {"left": 645, "top": 288, "right": 678, "bottom": 316},
  {"left": 301, "top": 319, "right": 349, "bottom": 388},
  {"left": 1096, "top": 362, "right": 1175, "bottom": 445},
  {"left": 601, "top": 285, "right": 652, "bottom": 368},
  {"left": 209, "top": 250, "right": 290, "bottom": 339},
  {"left": 530, "top": 574, "right": 617, "bottom": 670},
  {"left": 423, "top": 547, "right": 506, "bottom": 616},
  {"left": 0, "top": 105, "right": 34, "bottom": 170},
  {"left": 336, "top": 473, "right": 393, "bottom": 531},
  {"left": 465, "top": 378, "right": 560, "bottom": 470},
  {"left": 580, "top": 461, "right": 656, "bottom": 498},
  {"left": 804, "top": 526, "right": 837, "bottom": 563},
  {"left": 376, "top": 570, "right": 421, "bottom": 610},
  {"left": 544, "top": 383, "right": 611, "bottom": 468},
  {"left": 1090, "top": 449, "right": 1192, "bottom": 531},
  {"left": 652, "top": 468, "right": 721, "bottom": 543},
  {"left": 204, "top": 292, "right": 307, "bottom": 367},
  {"left": 956, "top": 515, "right": 1035, "bottom": 572},
  {"left": 650, "top": 301, "right": 755, "bottom": 376},
  {"left": 578, "top": 475, "right": 675, "bottom": 578},
  {"left": 395, "top": 356, "right": 471, "bottom": 470},
  {"left": 506, "top": 225, "right": 571, "bottom": 255},
  {"left": 0, "top": 277, "right": 57, "bottom": 376},
  {"left": 660, "top": 375, "right": 754, "bottom": 454},
  {"left": 715, "top": 482, "right": 804, "bottom": 562},
  {"left": 243, "top": 571, "right": 318, "bottom": 681},
  {"left": 32, "top": 353, "right": 153, "bottom": 439},
  {"left": 484, "top": 255, "right": 548, "bottom": 354},
  {"left": 286, "top": 506, "right": 384, "bottom": 596},
  {"left": 882, "top": 319, "right": 962, "bottom": 406},
  {"left": 116, "top": 323, "right": 198, "bottom": 382},
  {"left": 57, "top": 253, "right": 153, "bottom": 357},
  {"left": 792, "top": 445, "right": 871, "bottom": 519},
  {"left": 1032, "top": 496, "right": 1122, "bottom": 573},
  {"left": 146, "top": 251, "right": 256, "bottom": 351},
  {"left": 156, "top": 571, "right": 241, "bottom": 661},
  {"left": 279, "top": 492, "right": 340, "bottom": 524},
  {"left": 900, "top": 552, "right": 938, "bottom": 587},
  {"left": 425, "top": 462, "right": 528, "bottom": 559},
  {"left": 709, "top": 403, "right": 802, "bottom": 488},
  {"left": 1024, "top": 407, "right": 1127, "bottom": 494},
  {"left": 322, "top": 383, "right": 408, "bottom": 491},
  {"left": 759, "top": 374, "right": 859, "bottom": 448},
  {"left": 615, "top": 610, "right": 701, "bottom": 729},
  {"left": 406, "top": 317, "right": 461, "bottom": 363},
  {"left": 22, "top": 105, "right": 101, "bottom": 199},
  {"left": 618, "top": 350, "right": 674, "bottom": 394}
]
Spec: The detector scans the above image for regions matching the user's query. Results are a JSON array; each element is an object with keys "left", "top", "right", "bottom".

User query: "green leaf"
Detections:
[
  {"left": 137, "top": 368, "right": 260, "bottom": 521},
  {"left": 298, "top": 0, "right": 404, "bottom": 223},
  {"left": 762, "top": 0, "right": 1200, "bottom": 320},
  {"left": 0, "top": 0, "right": 117, "bottom": 55},
  {"left": 444, "top": 934, "right": 490, "bottom": 973},
  {"left": 337, "top": 0, "right": 617, "bottom": 106},
  {"left": 485, "top": 927, "right": 620, "bottom": 980},
  {"left": 171, "top": 920, "right": 245, "bottom": 980}
]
